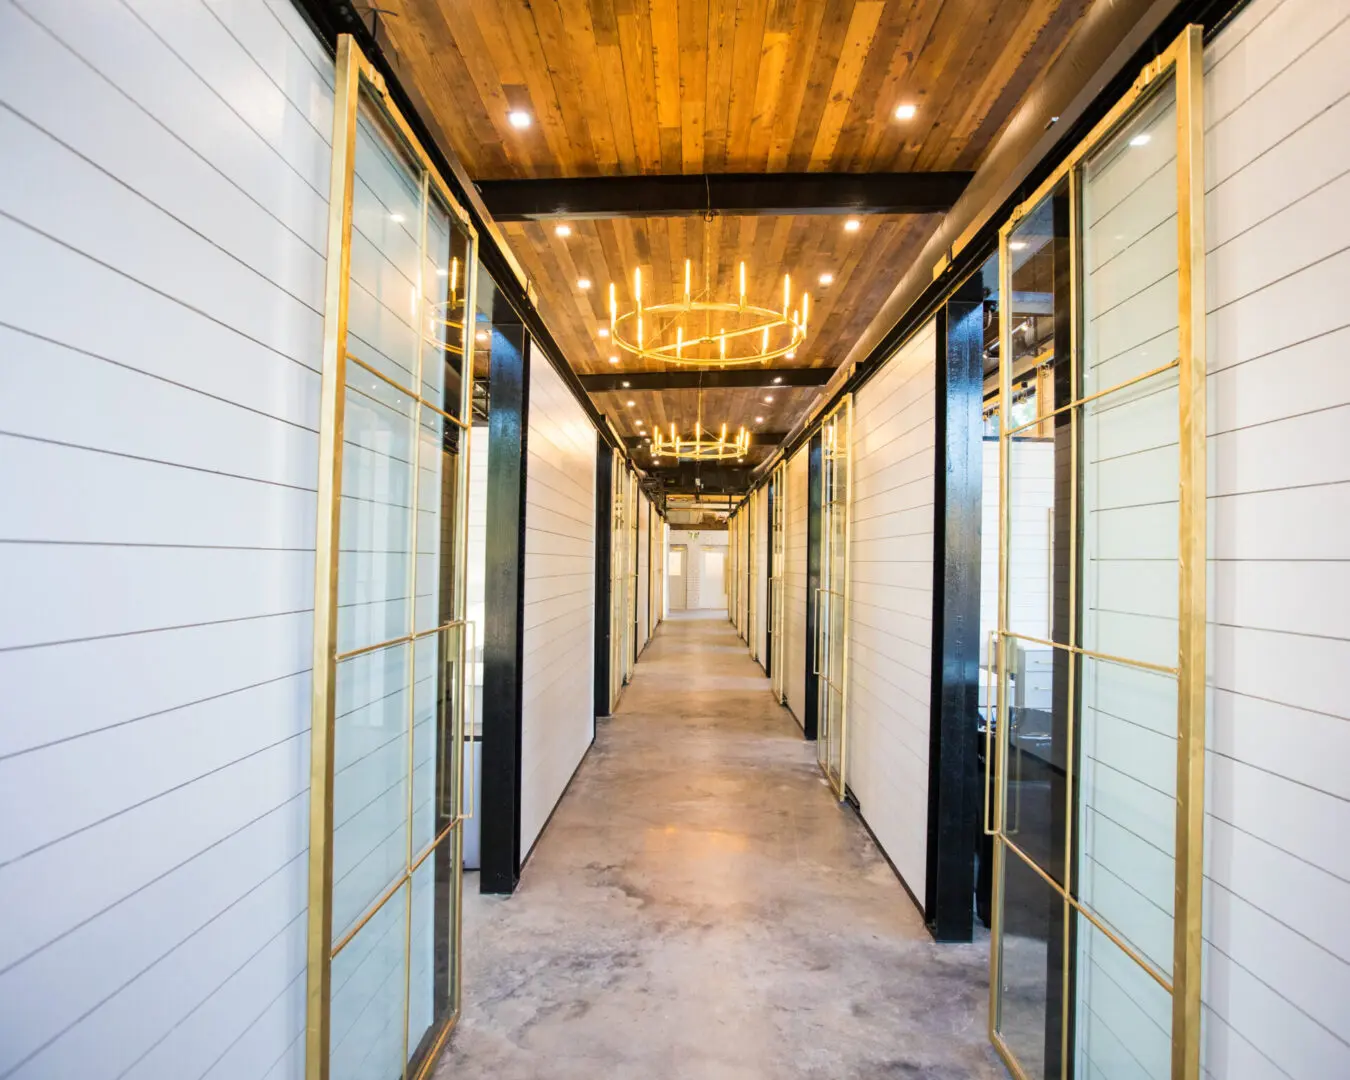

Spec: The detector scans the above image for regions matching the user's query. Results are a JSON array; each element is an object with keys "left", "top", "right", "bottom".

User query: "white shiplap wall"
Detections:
[
  {"left": 519, "top": 352, "right": 596, "bottom": 856},
  {"left": 844, "top": 320, "right": 938, "bottom": 900},
  {"left": 1199, "top": 0, "right": 1350, "bottom": 1075},
  {"left": 784, "top": 443, "right": 810, "bottom": 728},
  {"left": 0, "top": 1, "right": 329, "bottom": 1077}
]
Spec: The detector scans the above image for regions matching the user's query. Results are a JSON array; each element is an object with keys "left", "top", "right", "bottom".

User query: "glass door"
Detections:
[
  {"left": 626, "top": 469, "right": 638, "bottom": 682},
  {"left": 815, "top": 397, "right": 852, "bottom": 797},
  {"left": 747, "top": 490, "right": 758, "bottom": 659},
  {"left": 988, "top": 26, "right": 1206, "bottom": 1080},
  {"left": 609, "top": 451, "right": 627, "bottom": 707},
  {"left": 307, "top": 35, "right": 477, "bottom": 1080},
  {"left": 770, "top": 464, "right": 787, "bottom": 702}
]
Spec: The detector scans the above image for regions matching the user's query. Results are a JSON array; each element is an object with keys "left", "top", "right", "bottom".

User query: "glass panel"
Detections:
[
  {"left": 347, "top": 95, "right": 423, "bottom": 391},
  {"left": 332, "top": 642, "right": 410, "bottom": 940},
  {"left": 1077, "top": 657, "right": 1177, "bottom": 976},
  {"left": 1005, "top": 189, "right": 1066, "bottom": 403},
  {"left": 339, "top": 375, "right": 415, "bottom": 655},
  {"left": 406, "top": 841, "right": 459, "bottom": 1072},
  {"left": 330, "top": 878, "right": 408, "bottom": 1080},
  {"left": 1004, "top": 434, "right": 1058, "bottom": 642},
  {"left": 996, "top": 846, "right": 1058, "bottom": 1079},
  {"left": 1074, "top": 920, "right": 1172, "bottom": 1080},
  {"left": 424, "top": 199, "right": 472, "bottom": 423},
  {"left": 1081, "top": 83, "right": 1179, "bottom": 398},
  {"left": 414, "top": 407, "right": 457, "bottom": 634},
  {"left": 411, "top": 624, "right": 464, "bottom": 859}
]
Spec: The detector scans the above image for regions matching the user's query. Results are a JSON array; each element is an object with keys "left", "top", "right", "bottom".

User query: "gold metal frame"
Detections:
[
  {"left": 306, "top": 35, "right": 478, "bottom": 1080},
  {"left": 769, "top": 462, "right": 788, "bottom": 704},
  {"left": 988, "top": 24, "right": 1206, "bottom": 1080},
  {"left": 815, "top": 394, "right": 853, "bottom": 799}
]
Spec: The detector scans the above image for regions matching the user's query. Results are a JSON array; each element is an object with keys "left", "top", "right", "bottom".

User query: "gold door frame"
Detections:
[
  {"left": 307, "top": 35, "right": 478, "bottom": 1080},
  {"left": 987, "top": 25, "right": 1205, "bottom": 1080},
  {"left": 769, "top": 463, "right": 787, "bottom": 704},
  {"left": 815, "top": 395, "right": 853, "bottom": 798}
]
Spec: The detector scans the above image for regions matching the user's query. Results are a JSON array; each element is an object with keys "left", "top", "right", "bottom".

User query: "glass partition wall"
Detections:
[
  {"left": 988, "top": 26, "right": 1206, "bottom": 1080},
  {"left": 815, "top": 397, "right": 853, "bottom": 798},
  {"left": 770, "top": 463, "right": 787, "bottom": 703},
  {"left": 308, "top": 36, "right": 477, "bottom": 1080},
  {"left": 609, "top": 451, "right": 630, "bottom": 708}
]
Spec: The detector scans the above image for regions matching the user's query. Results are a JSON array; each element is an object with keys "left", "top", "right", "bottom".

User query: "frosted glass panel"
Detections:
[
  {"left": 407, "top": 849, "right": 457, "bottom": 1065},
  {"left": 1075, "top": 920, "right": 1172, "bottom": 1079}
]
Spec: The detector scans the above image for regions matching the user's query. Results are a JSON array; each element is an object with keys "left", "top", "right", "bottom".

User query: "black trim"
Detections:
[
  {"left": 802, "top": 433, "right": 823, "bottom": 742},
  {"left": 480, "top": 311, "right": 530, "bottom": 895},
  {"left": 477, "top": 171, "right": 972, "bottom": 220},
  {"left": 923, "top": 277, "right": 985, "bottom": 943},
  {"left": 765, "top": 477, "right": 775, "bottom": 682},
  {"left": 594, "top": 441, "right": 614, "bottom": 718},
  {"left": 287, "top": 0, "right": 623, "bottom": 455},
  {"left": 582, "top": 369, "right": 834, "bottom": 392}
]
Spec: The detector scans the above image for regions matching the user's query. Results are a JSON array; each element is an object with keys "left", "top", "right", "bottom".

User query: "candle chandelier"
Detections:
[
  {"left": 607, "top": 219, "right": 810, "bottom": 367},
  {"left": 650, "top": 388, "right": 750, "bottom": 463}
]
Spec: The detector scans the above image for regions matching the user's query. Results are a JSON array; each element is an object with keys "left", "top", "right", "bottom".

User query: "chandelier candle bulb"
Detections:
[
  {"left": 634, "top": 268, "right": 642, "bottom": 315},
  {"left": 739, "top": 262, "right": 746, "bottom": 308},
  {"left": 684, "top": 259, "right": 692, "bottom": 305},
  {"left": 609, "top": 283, "right": 617, "bottom": 330},
  {"left": 802, "top": 293, "right": 809, "bottom": 333},
  {"left": 783, "top": 274, "right": 791, "bottom": 318}
]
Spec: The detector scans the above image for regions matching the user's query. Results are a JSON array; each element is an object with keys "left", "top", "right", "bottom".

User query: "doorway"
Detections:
[
  {"left": 668, "top": 544, "right": 688, "bottom": 611},
  {"left": 702, "top": 548, "right": 726, "bottom": 610}
]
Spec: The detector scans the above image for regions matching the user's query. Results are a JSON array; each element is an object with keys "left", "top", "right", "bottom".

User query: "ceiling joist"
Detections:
[{"left": 477, "top": 173, "right": 972, "bottom": 221}]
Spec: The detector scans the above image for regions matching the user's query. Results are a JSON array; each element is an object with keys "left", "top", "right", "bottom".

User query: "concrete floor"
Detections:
[{"left": 436, "top": 610, "right": 1004, "bottom": 1080}]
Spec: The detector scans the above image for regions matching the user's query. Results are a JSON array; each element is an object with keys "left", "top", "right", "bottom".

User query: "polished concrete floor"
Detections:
[{"left": 436, "top": 610, "right": 1002, "bottom": 1080}]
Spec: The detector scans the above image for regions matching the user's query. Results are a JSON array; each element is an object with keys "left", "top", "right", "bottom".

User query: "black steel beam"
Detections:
[
  {"left": 581, "top": 368, "right": 836, "bottom": 392},
  {"left": 477, "top": 172, "right": 972, "bottom": 221},
  {"left": 647, "top": 463, "right": 755, "bottom": 491}
]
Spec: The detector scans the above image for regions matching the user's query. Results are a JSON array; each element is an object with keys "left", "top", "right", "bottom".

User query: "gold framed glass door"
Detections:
[
  {"left": 626, "top": 469, "right": 638, "bottom": 682},
  {"left": 988, "top": 25, "right": 1206, "bottom": 1080},
  {"left": 307, "top": 36, "right": 477, "bottom": 1080},
  {"left": 747, "top": 490, "right": 758, "bottom": 658},
  {"left": 815, "top": 396, "right": 853, "bottom": 797},
  {"left": 610, "top": 451, "right": 627, "bottom": 706},
  {"left": 770, "top": 463, "right": 787, "bottom": 703}
]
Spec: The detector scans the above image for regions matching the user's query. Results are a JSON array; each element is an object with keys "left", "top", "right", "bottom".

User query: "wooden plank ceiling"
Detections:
[{"left": 378, "top": 0, "right": 1092, "bottom": 476}]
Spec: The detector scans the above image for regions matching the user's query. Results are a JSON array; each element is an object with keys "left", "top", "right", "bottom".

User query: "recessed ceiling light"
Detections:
[
  {"left": 784, "top": 353, "right": 795, "bottom": 361},
  {"left": 598, "top": 327, "right": 610, "bottom": 338},
  {"left": 1009, "top": 241, "right": 1027, "bottom": 251},
  {"left": 844, "top": 218, "right": 861, "bottom": 233},
  {"left": 555, "top": 223, "right": 572, "bottom": 238},
  {"left": 577, "top": 277, "right": 591, "bottom": 290},
  {"left": 1129, "top": 133, "right": 1151, "bottom": 147},
  {"left": 764, "top": 396, "right": 774, "bottom": 403},
  {"left": 475, "top": 330, "right": 488, "bottom": 342},
  {"left": 508, "top": 110, "right": 532, "bottom": 129},
  {"left": 621, "top": 381, "right": 630, "bottom": 388},
  {"left": 772, "top": 376, "right": 783, "bottom": 384},
  {"left": 608, "top": 355, "right": 620, "bottom": 365},
  {"left": 390, "top": 213, "right": 405, "bottom": 223},
  {"left": 755, "top": 415, "right": 764, "bottom": 423},
  {"left": 627, "top": 400, "right": 636, "bottom": 407},
  {"left": 818, "top": 273, "right": 834, "bottom": 286},
  {"left": 894, "top": 103, "right": 918, "bottom": 121}
]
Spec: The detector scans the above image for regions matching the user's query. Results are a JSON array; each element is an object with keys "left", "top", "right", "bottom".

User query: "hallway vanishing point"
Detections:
[{"left": 438, "top": 612, "right": 1000, "bottom": 1079}]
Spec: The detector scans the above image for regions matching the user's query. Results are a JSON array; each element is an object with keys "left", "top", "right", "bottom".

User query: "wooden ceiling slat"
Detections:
[
  {"left": 702, "top": 0, "right": 735, "bottom": 170},
  {"left": 766, "top": 0, "right": 829, "bottom": 172},
  {"left": 724, "top": 0, "right": 771, "bottom": 170},
  {"left": 806, "top": 0, "right": 886, "bottom": 170}
]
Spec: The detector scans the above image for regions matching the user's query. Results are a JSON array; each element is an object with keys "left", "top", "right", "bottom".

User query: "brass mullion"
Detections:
[
  {"left": 348, "top": 354, "right": 469, "bottom": 430},
  {"left": 1002, "top": 630, "right": 1178, "bottom": 677},
  {"left": 1001, "top": 356, "right": 1180, "bottom": 439},
  {"left": 306, "top": 36, "right": 361, "bottom": 1080},
  {"left": 1172, "top": 24, "right": 1207, "bottom": 1080}
]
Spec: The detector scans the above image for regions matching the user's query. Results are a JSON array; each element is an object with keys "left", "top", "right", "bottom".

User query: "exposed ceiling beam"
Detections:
[
  {"left": 581, "top": 368, "right": 835, "bottom": 392},
  {"left": 476, "top": 172, "right": 972, "bottom": 221},
  {"left": 645, "top": 464, "right": 756, "bottom": 492},
  {"left": 623, "top": 432, "right": 787, "bottom": 449}
]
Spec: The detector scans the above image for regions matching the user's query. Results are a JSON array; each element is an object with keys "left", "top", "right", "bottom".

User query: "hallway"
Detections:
[{"left": 439, "top": 612, "right": 1000, "bottom": 1079}]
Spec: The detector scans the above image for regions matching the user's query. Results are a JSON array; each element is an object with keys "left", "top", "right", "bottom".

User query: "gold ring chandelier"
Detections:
[
  {"left": 652, "top": 419, "right": 749, "bottom": 463},
  {"left": 608, "top": 259, "right": 809, "bottom": 367}
]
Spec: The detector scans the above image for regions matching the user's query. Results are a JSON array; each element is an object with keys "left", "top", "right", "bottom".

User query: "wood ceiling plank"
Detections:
[
  {"left": 678, "top": 0, "right": 711, "bottom": 172},
  {"left": 702, "top": 0, "right": 736, "bottom": 170},
  {"left": 616, "top": 5, "right": 663, "bottom": 172},
  {"left": 784, "top": 0, "right": 855, "bottom": 172},
  {"left": 807, "top": 0, "right": 886, "bottom": 170},
  {"left": 766, "top": 0, "right": 829, "bottom": 171},
  {"left": 649, "top": 0, "right": 684, "bottom": 172},
  {"left": 850, "top": 0, "right": 944, "bottom": 171},
  {"left": 724, "top": 0, "right": 771, "bottom": 171}
]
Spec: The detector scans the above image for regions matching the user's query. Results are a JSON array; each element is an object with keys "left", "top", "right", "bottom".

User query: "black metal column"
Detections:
[
  {"left": 594, "top": 443, "right": 613, "bottom": 718},
  {"left": 480, "top": 305, "right": 529, "bottom": 896},
  {"left": 803, "top": 433, "right": 823, "bottom": 741},
  {"left": 765, "top": 479, "right": 775, "bottom": 680},
  {"left": 924, "top": 274, "right": 985, "bottom": 942}
]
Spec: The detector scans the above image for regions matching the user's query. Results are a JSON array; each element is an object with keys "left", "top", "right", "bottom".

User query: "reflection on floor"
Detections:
[{"left": 436, "top": 610, "right": 1002, "bottom": 1079}]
